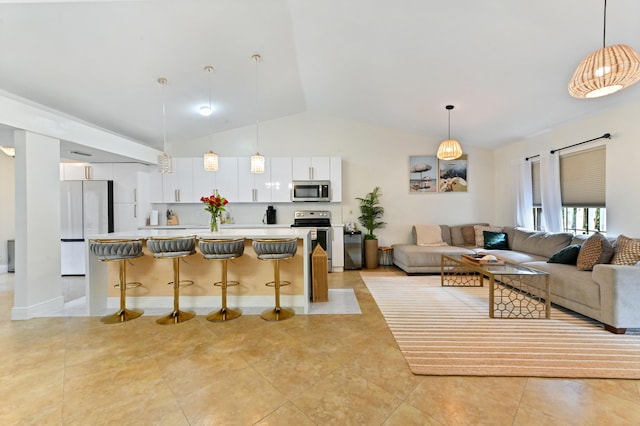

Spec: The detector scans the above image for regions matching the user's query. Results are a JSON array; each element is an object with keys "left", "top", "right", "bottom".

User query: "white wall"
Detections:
[
  {"left": 493, "top": 99, "right": 640, "bottom": 237},
  {"left": 167, "top": 111, "right": 496, "bottom": 246},
  {"left": 0, "top": 131, "right": 16, "bottom": 271}
]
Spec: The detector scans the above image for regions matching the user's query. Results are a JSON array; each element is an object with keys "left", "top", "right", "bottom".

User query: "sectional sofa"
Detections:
[{"left": 392, "top": 224, "right": 640, "bottom": 334}]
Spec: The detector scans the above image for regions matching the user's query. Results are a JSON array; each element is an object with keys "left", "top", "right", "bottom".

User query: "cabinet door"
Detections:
[
  {"left": 113, "top": 203, "right": 138, "bottom": 232},
  {"left": 270, "top": 157, "right": 293, "bottom": 202},
  {"left": 237, "top": 157, "right": 271, "bottom": 202},
  {"left": 311, "top": 157, "right": 331, "bottom": 180},
  {"left": 89, "top": 163, "right": 114, "bottom": 181},
  {"left": 331, "top": 226, "right": 344, "bottom": 271},
  {"left": 161, "top": 158, "right": 194, "bottom": 203},
  {"left": 215, "top": 157, "right": 239, "bottom": 202},
  {"left": 112, "top": 163, "right": 142, "bottom": 203},
  {"left": 330, "top": 156, "right": 342, "bottom": 202},
  {"left": 62, "top": 163, "right": 91, "bottom": 180},
  {"left": 145, "top": 168, "right": 164, "bottom": 203},
  {"left": 192, "top": 157, "right": 217, "bottom": 200},
  {"left": 292, "top": 157, "right": 312, "bottom": 180}
]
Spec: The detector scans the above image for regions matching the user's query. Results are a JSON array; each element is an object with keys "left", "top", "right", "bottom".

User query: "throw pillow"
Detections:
[
  {"left": 611, "top": 235, "right": 640, "bottom": 265},
  {"left": 547, "top": 244, "right": 582, "bottom": 265},
  {"left": 415, "top": 224, "right": 447, "bottom": 247},
  {"left": 461, "top": 226, "right": 476, "bottom": 246},
  {"left": 473, "top": 225, "right": 502, "bottom": 247},
  {"left": 483, "top": 231, "right": 509, "bottom": 250},
  {"left": 576, "top": 233, "right": 614, "bottom": 271}
]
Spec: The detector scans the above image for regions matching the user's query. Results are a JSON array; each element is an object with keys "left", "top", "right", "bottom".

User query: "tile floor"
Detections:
[{"left": 1, "top": 268, "right": 640, "bottom": 425}]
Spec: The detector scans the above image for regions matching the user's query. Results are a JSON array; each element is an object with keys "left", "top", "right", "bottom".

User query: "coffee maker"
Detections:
[{"left": 263, "top": 205, "right": 276, "bottom": 225}]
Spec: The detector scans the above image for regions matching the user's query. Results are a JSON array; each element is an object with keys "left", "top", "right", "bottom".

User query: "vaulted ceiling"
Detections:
[{"left": 1, "top": 0, "right": 640, "bottom": 156}]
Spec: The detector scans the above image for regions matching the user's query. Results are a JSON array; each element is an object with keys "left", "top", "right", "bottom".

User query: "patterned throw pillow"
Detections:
[
  {"left": 576, "top": 232, "right": 614, "bottom": 271},
  {"left": 473, "top": 225, "right": 502, "bottom": 247},
  {"left": 611, "top": 235, "right": 640, "bottom": 265}
]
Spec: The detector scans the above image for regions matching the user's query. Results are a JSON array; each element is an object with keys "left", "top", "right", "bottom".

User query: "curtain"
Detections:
[
  {"left": 540, "top": 152, "right": 562, "bottom": 232},
  {"left": 513, "top": 158, "right": 533, "bottom": 229}
]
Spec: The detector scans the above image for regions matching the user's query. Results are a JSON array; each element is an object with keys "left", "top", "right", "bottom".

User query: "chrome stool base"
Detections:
[
  {"left": 207, "top": 307, "right": 242, "bottom": 322},
  {"left": 156, "top": 309, "right": 196, "bottom": 325},
  {"left": 101, "top": 308, "right": 144, "bottom": 324},
  {"left": 260, "top": 307, "right": 295, "bottom": 321}
]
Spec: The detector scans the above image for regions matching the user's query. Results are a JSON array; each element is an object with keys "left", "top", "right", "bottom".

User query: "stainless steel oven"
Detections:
[{"left": 290, "top": 209, "right": 333, "bottom": 271}]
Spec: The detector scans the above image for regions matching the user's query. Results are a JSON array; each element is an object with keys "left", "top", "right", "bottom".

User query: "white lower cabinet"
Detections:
[
  {"left": 113, "top": 203, "right": 138, "bottom": 232},
  {"left": 331, "top": 226, "right": 344, "bottom": 272}
]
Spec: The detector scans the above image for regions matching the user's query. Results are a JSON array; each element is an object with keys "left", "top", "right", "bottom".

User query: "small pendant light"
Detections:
[
  {"left": 250, "top": 54, "right": 265, "bottom": 174},
  {"left": 436, "top": 105, "right": 463, "bottom": 161},
  {"left": 202, "top": 65, "right": 219, "bottom": 171},
  {"left": 157, "top": 77, "right": 172, "bottom": 173}
]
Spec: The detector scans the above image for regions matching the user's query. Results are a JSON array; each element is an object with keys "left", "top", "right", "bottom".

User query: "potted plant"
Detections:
[{"left": 356, "top": 186, "right": 386, "bottom": 268}]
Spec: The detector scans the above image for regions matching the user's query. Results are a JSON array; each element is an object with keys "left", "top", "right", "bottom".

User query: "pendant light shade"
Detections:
[
  {"left": 156, "top": 77, "right": 172, "bottom": 174},
  {"left": 568, "top": 1, "right": 640, "bottom": 98},
  {"left": 202, "top": 66, "right": 219, "bottom": 171},
  {"left": 251, "top": 54, "right": 265, "bottom": 174},
  {"left": 436, "top": 105, "right": 463, "bottom": 161}
]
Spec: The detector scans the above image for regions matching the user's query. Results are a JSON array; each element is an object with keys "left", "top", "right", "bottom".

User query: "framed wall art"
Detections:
[
  {"left": 438, "top": 154, "right": 468, "bottom": 192},
  {"left": 409, "top": 155, "right": 438, "bottom": 193}
]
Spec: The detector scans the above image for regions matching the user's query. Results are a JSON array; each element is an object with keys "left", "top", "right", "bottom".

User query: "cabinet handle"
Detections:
[
  {"left": 134, "top": 204, "right": 137, "bottom": 218},
  {"left": 309, "top": 166, "right": 313, "bottom": 180},
  {"left": 252, "top": 188, "right": 257, "bottom": 202},
  {"left": 178, "top": 189, "right": 181, "bottom": 202},
  {"left": 174, "top": 189, "right": 178, "bottom": 202},
  {"left": 84, "top": 166, "right": 92, "bottom": 180},
  {"left": 133, "top": 188, "right": 137, "bottom": 202}
]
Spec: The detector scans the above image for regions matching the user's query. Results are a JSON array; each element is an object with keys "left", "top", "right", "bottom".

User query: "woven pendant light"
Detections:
[
  {"left": 568, "top": 0, "right": 640, "bottom": 98},
  {"left": 436, "top": 105, "right": 463, "bottom": 161}
]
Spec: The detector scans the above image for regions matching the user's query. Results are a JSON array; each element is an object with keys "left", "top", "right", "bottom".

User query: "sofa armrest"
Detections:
[{"left": 592, "top": 264, "right": 640, "bottom": 328}]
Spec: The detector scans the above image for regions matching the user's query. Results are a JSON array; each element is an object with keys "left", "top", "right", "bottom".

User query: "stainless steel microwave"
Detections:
[{"left": 291, "top": 180, "right": 331, "bottom": 202}]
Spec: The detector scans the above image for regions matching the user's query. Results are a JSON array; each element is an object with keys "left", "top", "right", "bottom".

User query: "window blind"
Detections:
[{"left": 531, "top": 146, "right": 605, "bottom": 207}]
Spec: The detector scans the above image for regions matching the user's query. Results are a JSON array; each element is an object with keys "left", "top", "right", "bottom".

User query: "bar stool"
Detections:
[
  {"left": 88, "top": 239, "right": 144, "bottom": 324},
  {"left": 198, "top": 237, "right": 245, "bottom": 322},
  {"left": 146, "top": 235, "right": 197, "bottom": 325},
  {"left": 252, "top": 238, "right": 298, "bottom": 321}
]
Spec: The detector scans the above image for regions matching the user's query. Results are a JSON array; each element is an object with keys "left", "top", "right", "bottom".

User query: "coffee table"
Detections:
[{"left": 441, "top": 254, "right": 551, "bottom": 319}]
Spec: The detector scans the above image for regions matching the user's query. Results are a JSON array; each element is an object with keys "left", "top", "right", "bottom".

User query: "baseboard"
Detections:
[{"left": 11, "top": 296, "right": 65, "bottom": 320}]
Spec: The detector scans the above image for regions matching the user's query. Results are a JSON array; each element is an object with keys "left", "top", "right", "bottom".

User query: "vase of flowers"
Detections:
[{"left": 200, "top": 193, "right": 229, "bottom": 232}]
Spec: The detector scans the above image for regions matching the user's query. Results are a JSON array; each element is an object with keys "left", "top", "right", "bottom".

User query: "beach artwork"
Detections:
[
  {"left": 409, "top": 155, "right": 438, "bottom": 193},
  {"left": 438, "top": 155, "right": 468, "bottom": 192}
]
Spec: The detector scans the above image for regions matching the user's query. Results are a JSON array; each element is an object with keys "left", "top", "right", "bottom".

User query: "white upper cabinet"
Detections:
[
  {"left": 292, "top": 157, "right": 331, "bottom": 181},
  {"left": 192, "top": 157, "right": 217, "bottom": 200},
  {"left": 89, "top": 163, "right": 114, "bottom": 181},
  {"left": 214, "top": 157, "right": 239, "bottom": 202},
  {"left": 330, "top": 156, "right": 342, "bottom": 202},
  {"left": 112, "top": 163, "right": 145, "bottom": 203},
  {"left": 60, "top": 162, "right": 92, "bottom": 180},
  {"left": 270, "top": 156, "right": 293, "bottom": 202},
  {"left": 162, "top": 158, "right": 194, "bottom": 203},
  {"left": 237, "top": 157, "right": 271, "bottom": 202}
]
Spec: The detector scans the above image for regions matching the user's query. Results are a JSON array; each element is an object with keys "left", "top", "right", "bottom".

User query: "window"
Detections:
[{"left": 531, "top": 146, "right": 606, "bottom": 235}]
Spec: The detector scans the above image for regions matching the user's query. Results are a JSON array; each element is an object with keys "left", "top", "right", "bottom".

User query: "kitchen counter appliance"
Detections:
[
  {"left": 290, "top": 209, "right": 333, "bottom": 271},
  {"left": 291, "top": 180, "right": 331, "bottom": 202}
]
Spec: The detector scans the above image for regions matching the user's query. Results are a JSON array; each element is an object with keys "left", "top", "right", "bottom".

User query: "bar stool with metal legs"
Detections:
[
  {"left": 198, "top": 237, "right": 245, "bottom": 322},
  {"left": 252, "top": 238, "right": 298, "bottom": 321},
  {"left": 146, "top": 235, "right": 197, "bottom": 325},
  {"left": 88, "top": 239, "right": 144, "bottom": 324}
]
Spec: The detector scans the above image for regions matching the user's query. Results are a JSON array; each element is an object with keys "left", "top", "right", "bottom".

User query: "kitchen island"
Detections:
[{"left": 85, "top": 227, "right": 312, "bottom": 316}]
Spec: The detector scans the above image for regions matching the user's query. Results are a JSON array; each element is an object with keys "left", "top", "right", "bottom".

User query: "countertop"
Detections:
[{"left": 89, "top": 227, "right": 312, "bottom": 240}]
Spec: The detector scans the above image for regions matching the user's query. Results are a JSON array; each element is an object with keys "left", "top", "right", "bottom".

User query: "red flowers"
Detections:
[{"left": 201, "top": 194, "right": 228, "bottom": 216}]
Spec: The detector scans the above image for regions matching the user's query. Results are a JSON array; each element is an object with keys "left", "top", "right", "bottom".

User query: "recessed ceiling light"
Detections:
[{"left": 199, "top": 105, "right": 213, "bottom": 116}]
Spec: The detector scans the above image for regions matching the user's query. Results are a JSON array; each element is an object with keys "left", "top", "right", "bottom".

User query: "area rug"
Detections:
[{"left": 361, "top": 273, "right": 640, "bottom": 379}]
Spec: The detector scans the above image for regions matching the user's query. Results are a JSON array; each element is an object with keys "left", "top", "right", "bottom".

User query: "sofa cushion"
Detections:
[
  {"left": 392, "top": 243, "right": 476, "bottom": 268},
  {"left": 415, "top": 224, "right": 447, "bottom": 246},
  {"left": 511, "top": 229, "right": 573, "bottom": 258},
  {"left": 449, "top": 223, "right": 489, "bottom": 246},
  {"left": 547, "top": 244, "right": 582, "bottom": 265},
  {"left": 461, "top": 226, "right": 477, "bottom": 245},
  {"left": 473, "top": 225, "right": 502, "bottom": 247},
  {"left": 483, "top": 231, "right": 509, "bottom": 250},
  {"left": 611, "top": 234, "right": 640, "bottom": 265},
  {"left": 478, "top": 249, "right": 547, "bottom": 264},
  {"left": 576, "top": 232, "right": 613, "bottom": 271}
]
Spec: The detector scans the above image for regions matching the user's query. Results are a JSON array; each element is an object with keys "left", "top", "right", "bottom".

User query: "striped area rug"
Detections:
[{"left": 361, "top": 273, "right": 640, "bottom": 378}]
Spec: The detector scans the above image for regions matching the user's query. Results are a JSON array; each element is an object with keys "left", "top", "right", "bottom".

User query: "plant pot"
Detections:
[{"left": 364, "top": 239, "right": 379, "bottom": 269}]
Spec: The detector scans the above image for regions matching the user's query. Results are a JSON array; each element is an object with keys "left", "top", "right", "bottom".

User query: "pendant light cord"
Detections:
[
  {"left": 602, "top": 0, "right": 607, "bottom": 49},
  {"left": 448, "top": 109, "right": 451, "bottom": 139},
  {"left": 254, "top": 55, "right": 260, "bottom": 153}
]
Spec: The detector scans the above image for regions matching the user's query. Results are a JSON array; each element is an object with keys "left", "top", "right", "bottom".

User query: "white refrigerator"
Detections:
[{"left": 61, "top": 180, "right": 114, "bottom": 275}]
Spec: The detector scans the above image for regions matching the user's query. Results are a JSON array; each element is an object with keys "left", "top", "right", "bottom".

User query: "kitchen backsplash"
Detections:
[{"left": 146, "top": 203, "right": 344, "bottom": 227}]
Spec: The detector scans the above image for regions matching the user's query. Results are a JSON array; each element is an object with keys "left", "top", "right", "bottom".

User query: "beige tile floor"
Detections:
[{"left": 2, "top": 268, "right": 640, "bottom": 425}]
